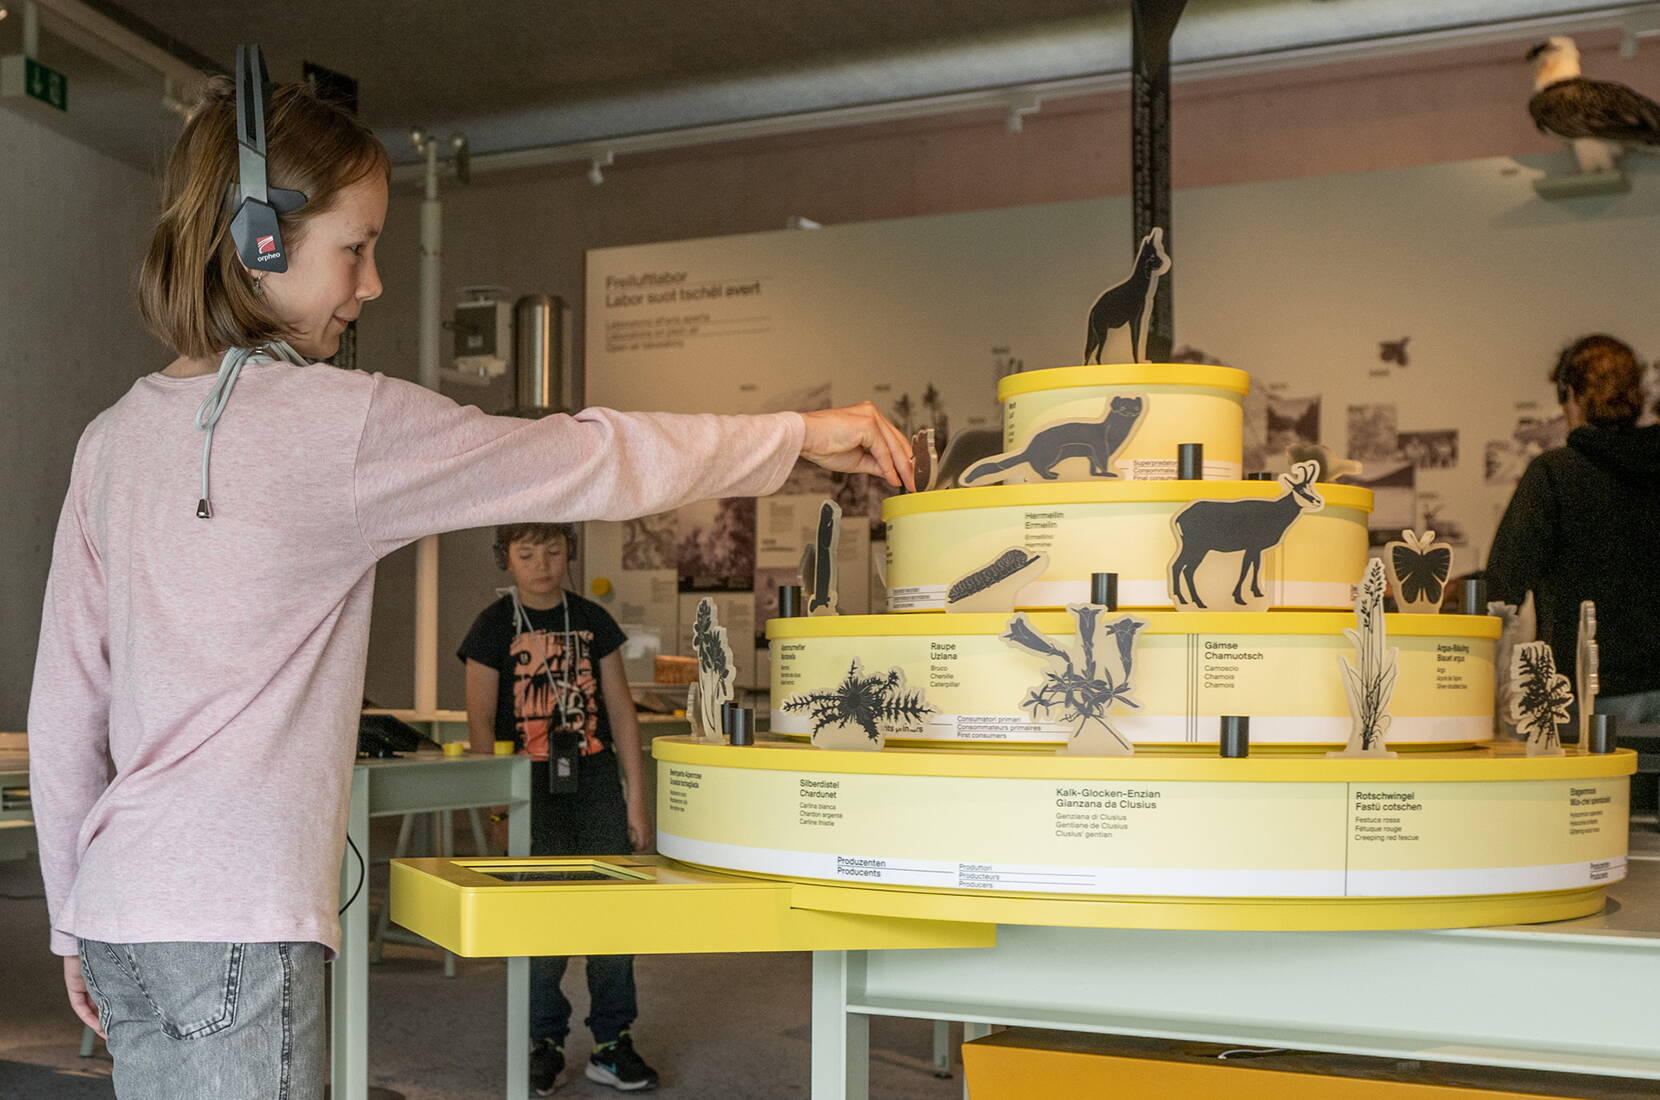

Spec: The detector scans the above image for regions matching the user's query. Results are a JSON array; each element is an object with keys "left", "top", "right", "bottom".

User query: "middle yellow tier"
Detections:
[
  {"left": 768, "top": 611, "right": 1498, "bottom": 749},
  {"left": 882, "top": 481, "right": 1374, "bottom": 612}
]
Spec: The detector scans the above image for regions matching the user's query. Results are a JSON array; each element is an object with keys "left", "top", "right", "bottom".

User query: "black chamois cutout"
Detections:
[{"left": 1170, "top": 461, "right": 1324, "bottom": 609}]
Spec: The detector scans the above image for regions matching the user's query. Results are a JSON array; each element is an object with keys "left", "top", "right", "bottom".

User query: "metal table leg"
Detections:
[
  {"left": 332, "top": 767, "right": 371, "bottom": 1100},
  {"left": 811, "top": 950, "right": 870, "bottom": 1100},
  {"left": 505, "top": 764, "right": 532, "bottom": 1099},
  {"left": 932, "top": 1018, "right": 952, "bottom": 1078}
]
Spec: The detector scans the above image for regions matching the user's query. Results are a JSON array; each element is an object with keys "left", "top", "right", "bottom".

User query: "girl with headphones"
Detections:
[{"left": 27, "top": 52, "right": 912, "bottom": 1100}]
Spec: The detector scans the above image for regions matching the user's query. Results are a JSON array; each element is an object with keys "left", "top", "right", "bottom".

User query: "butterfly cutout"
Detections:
[{"left": 1384, "top": 529, "right": 1452, "bottom": 613}]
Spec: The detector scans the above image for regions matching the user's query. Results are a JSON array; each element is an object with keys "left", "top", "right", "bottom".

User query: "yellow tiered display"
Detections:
[{"left": 656, "top": 361, "right": 1635, "bottom": 932}]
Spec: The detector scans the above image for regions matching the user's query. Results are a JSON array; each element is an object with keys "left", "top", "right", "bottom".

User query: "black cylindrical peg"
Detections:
[
  {"left": 778, "top": 585, "right": 803, "bottom": 618},
  {"left": 1090, "top": 572, "right": 1119, "bottom": 610},
  {"left": 720, "top": 701, "right": 736, "bottom": 736},
  {"left": 1588, "top": 713, "right": 1617, "bottom": 755},
  {"left": 729, "top": 706, "right": 755, "bottom": 746},
  {"left": 1462, "top": 578, "right": 1487, "bottom": 616},
  {"left": 1220, "top": 715, "right": 1249, "bottom": 758},
  {"left": 1178, "top": 443, "right": 1204, "bottom": 480}
]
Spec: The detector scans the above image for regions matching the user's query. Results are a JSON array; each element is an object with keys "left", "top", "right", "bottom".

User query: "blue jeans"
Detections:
[
  {"left": 530, "top": 751, "right": 638, "bottom": 1046},
  {"left": 78, "top": 940, "right": 325, "bottom": 1099}
]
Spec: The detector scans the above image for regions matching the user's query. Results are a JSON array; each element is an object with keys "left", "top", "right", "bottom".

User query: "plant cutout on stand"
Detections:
[
  {"left": 1488, "top": 600, "right": 1523, "bottom": 740},
  {"left": 1510, "top": 641, "right": 1572, "bottom": 757},
  {"left": 798, "top": 499, "right": 842, "bottom": 616},
  {"left": 1577, "top": 600, "right": 1599, "bottom": 745},
  {"left": 781, "top": 659, "right": 935, "bottom": 751},
  {"left": 910, "top": 427, "right": 939, "bottom": 493},
  {"left": 1002, "top": 605, "right": 1147, "bottom": 756},
  {"left": 960, "top": 396, "right": 1146, "bottom": 486},
  {"left": 1385, "top": 529, "right": 1454, "bottom": 613},
  {"left": 1328, "top": 558, "right": 1399, "bottom": 758},
  {"left": 690, "top": 597, "right": 735, "bottom": 743},
  {"left": 1170, "top": 461, "right": 1324, "bottom": 611},
  {"left": 946, "top": 548, "right": 1048, "bottom": 614},
  {"left": 1084, "top": 228, "right": 1171, "bottom": 365}
]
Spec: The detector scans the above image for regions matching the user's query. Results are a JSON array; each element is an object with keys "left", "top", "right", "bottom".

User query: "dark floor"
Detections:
[
  {"left": 0, "top": 819, "right": 964, "bottom": 1099},
  {"left": 13, "top": 822, "right": 1657, "bottom": 1098}
]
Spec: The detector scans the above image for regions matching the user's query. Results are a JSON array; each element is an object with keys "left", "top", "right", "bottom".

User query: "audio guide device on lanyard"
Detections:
[
  {"left": 195, "top": 45, "right": 311, "bottom": 520},
  {"left": 507, "top": 587, "right": 588, "bottom": 794}
]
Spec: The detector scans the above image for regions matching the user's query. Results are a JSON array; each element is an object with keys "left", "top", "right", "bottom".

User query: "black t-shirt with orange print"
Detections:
[{"left": 457, "top": 592, "right": 627, "bottom": 760}]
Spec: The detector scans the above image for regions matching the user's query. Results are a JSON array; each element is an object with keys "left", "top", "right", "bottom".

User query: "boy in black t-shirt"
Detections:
[{"left": 458, "top": 522, "right": 659, "bottom": 1094}]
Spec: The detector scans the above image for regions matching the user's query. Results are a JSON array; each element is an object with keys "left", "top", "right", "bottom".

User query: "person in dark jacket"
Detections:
[{"left": 1488, "top": 334, "right": 1660, "bottom": 724}]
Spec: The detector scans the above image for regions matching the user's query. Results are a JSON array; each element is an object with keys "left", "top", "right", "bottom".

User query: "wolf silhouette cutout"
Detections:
[
  {"left": 1084, "top": 228, "right": 1171, "bottom": 365},
  {"left": 962, "top": 395, "right": 1145, "bottom": 486}
]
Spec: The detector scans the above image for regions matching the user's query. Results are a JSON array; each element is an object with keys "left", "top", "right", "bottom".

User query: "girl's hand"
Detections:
[
  {"left": 64, "top": 956, "right": 105, "bottom": 1038},
  {"left": 627, "top": 802, "right": 654, "bottom": 853},
  {"left": 800, "top": 403, "right": 915, "bottom": 491}
]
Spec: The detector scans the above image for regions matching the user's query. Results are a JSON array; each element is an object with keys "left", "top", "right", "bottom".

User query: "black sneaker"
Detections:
[
  {"left": 585, "top": 1033, "right": 659, "bottom": 1092},
  {"left": 530, "top": 1038, "right": 565, "bottom": 1095}
]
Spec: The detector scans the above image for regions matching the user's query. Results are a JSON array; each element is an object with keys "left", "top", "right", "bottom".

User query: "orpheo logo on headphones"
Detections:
[{"left": 256, "top": 235, "right": 277, "bottom": 256}]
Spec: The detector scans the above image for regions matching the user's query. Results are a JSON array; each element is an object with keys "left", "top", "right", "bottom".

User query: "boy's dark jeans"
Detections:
[{"left": 529, "top": 750, "right": 638, "bottom": 1046}]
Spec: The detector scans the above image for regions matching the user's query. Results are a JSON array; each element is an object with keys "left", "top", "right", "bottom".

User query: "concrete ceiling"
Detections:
[
  {"left": 78, "top": 0, "right": 1130, "bottom": 153},
  {"left": 6, "top": 0, "right": 1647, "bottom": 170}
]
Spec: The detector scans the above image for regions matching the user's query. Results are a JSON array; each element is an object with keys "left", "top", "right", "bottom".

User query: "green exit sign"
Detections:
[
  {"left": 1, "top": 55, "right": 68, "bottom": 113},
  {"left": 25, "top": 57, "right": 67, "bottom": 111}
]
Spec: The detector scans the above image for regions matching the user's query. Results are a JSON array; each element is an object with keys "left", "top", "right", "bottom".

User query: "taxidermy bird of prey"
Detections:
[{"left": 1527, "top": 36, "right": 1660, "bottom": 174}]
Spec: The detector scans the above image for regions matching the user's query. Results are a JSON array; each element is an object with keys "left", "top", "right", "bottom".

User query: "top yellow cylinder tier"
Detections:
[
  {"left": 883, "top": 480, "right": 1373, "bottom": 612},
  {"left": 998, "top": 364, "right": 1249, "bottom": 481}
]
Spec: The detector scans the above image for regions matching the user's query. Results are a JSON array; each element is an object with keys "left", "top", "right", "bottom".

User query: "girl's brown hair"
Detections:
[
  {"left": 138, "top": 75, "right": 390, "bottom": 358},
  {"left": 1551, "top": 335, "right": 1644, "bottom": 429}
]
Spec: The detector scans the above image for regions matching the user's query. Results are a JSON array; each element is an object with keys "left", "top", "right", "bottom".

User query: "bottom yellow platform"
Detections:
[
  {"left": 961, "top": 1030, "right": 1660, "bottom": 1099},
  {"left": 651, "top": 737, "right": 1634, "bottom": 931}
]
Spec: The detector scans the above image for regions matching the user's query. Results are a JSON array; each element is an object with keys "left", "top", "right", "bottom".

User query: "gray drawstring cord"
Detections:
[{"left": 194, "top": 341, "right": 309, "bottom": 518}]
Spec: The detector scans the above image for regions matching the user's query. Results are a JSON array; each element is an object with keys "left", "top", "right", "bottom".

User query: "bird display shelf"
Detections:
[{"left": 1525, "top": 36, "right": 1658, "bottom": 197}]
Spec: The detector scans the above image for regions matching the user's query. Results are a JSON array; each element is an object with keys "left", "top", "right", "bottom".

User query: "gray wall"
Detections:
[{"left": 0, "top": 108, "right": 164, "bottom": 730}]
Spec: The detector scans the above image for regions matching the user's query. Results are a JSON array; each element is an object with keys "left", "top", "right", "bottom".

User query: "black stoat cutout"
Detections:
[
  {"left": 961, "top": 395, "right": 1146, "bottom": 486},
  {"left": 1084, "top": 228, "right": 1171, "bottom": 365}
]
